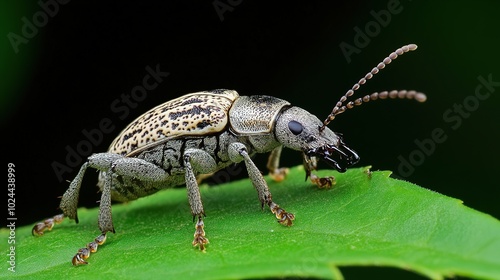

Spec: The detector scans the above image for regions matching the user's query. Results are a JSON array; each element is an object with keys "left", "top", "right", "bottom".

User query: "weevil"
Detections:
[{"left": 33, "top": 44, "right": 427, "bottom": 265}]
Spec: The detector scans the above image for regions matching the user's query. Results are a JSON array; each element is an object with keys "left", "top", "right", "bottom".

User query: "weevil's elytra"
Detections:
[
  {"left": 110, "top": 90, "right": 239, "bottom": 157},
  {"left": 33, "top": 44, "right": 427, "bottom": 265}
]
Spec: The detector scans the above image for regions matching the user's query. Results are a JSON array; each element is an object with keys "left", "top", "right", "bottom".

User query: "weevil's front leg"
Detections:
[
  {"left": 266, "top": 145, "right": 289, "bottom": 182},
  {"left": 183, "top": 148, "right": 218, "bottom": 250},
  {"left": 229, "top": 142, "right": 295, "bottom": 226},
  {"left": 303, "top": 153, "right": 335, "bottom": 188}
]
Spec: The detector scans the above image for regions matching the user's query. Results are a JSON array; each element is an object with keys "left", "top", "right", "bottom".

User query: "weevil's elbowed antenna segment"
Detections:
[{"left": 320, "top": 44, "right": 427, "bottom": 132}]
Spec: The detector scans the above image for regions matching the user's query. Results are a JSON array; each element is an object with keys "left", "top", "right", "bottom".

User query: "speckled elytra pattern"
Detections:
[{"left": 109, "top": 90, "right": 239, "bottom": 156}]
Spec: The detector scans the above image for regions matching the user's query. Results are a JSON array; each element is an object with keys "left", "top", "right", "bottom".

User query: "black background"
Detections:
[{"left": 2, "top": 1, "right": 500, "bottom": 278}]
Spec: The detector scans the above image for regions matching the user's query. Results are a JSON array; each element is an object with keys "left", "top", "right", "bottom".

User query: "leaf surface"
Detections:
[{"left": 2, "top": 166, "right": 500, "bottom": 279}]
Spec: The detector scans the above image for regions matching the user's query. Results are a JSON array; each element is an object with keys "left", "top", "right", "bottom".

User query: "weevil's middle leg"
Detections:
[
  {"left": 303, "top": 153, "right": 335, "bottom": 188},
  {"left": 229, "top": 142, "right": 295, "bottom": 226},
  {"left": 266, "top": 146, "right": 289, "bottom": 182},
  {"left": 183, "top": 148, "right": 217, "bottom": 250}
]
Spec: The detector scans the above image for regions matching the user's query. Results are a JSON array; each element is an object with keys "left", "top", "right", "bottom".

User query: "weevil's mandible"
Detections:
[{"left": 33, "top": 44, "right": 427, "bottom": 265}]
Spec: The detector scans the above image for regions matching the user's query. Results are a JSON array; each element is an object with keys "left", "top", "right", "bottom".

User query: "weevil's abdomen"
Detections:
[
  {"left": 99, "top": 132, "right": 241, "bottom": 202},
  {"left": 108, "top": 89, "right": 239, "bottom": 156}
]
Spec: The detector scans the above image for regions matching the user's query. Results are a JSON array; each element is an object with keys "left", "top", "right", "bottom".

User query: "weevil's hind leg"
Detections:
[
  {"left": 34, "top": 154, "right": 121, "bottom": 238},
  {"left": 71, "top": 167, "right": 116, "bottom": 265},
  {"left": 183, "top": 148, "right": 218, "bottom": 250},
  {"left": 266, "top": 146, "right": 289, "bottom": 182},
  {"left": 229, "top": 142, "right": 295, "bottom": 226},
  {"left": 303, "top": 153, "right": 335, "bottom": 188},
  {"left": 58, "top": 153, "right": 123, "bottom": 225},
  {"left": 72, "top": 233, "right": 107, "bottom": 265},
  {"left": 59, "top": 161, "right": 95, "bottom": 223},
  {"left": 70, "top": 154, "right": 170, "bottom": 264}
]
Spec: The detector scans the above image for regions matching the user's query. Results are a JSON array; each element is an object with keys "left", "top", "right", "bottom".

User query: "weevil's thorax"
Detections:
[
  {"left": 274, "top": 106, "right": 340, "bottom": 151},
  {"left": 229, "top": 95, "right": 290, "bottom": 153}
]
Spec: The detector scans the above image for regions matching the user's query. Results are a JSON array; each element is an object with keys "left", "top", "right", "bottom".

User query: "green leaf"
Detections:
[{"left": 2, "top": 166, "right": 500, "bottom": 279}]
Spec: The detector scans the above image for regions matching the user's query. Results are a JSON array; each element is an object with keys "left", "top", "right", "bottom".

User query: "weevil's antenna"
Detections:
[{"left": 320, "top": 44, "right": 427, "bottom": 132}]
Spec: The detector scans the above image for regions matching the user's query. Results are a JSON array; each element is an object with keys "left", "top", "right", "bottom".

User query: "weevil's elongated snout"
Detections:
[{"left": 305, "top": 140, "right": 359, "bottom": 173}]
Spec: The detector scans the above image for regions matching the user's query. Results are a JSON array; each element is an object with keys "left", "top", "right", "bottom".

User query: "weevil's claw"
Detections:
[
  {"left": 193, "top": 235, "right": 209, "bottom": 251},
  {"left": 72, "top": 248, "right": 90, "bottom": 266},
  {"left": 32, "top": 214, "right": 65, "bottom": 236},
  {"left": 192, "top": 216, "right": 209, "bottom": 251},
  {"left": 310, "top": 174, "right": 336, "bottom": 189},
  {"left": 71, "top": 233, "right": 107, "bottom": 266},
  {"left": 269, "top": 201, "right": 295, "bottom": 226},
  {"left": 32, "top": 223, "right": 46, "bottom": 236},
  {"left": 268, "top": 167, "right": 289, "bottom": 182}
]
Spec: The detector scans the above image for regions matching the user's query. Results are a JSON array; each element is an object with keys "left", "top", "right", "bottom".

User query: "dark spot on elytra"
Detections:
[{"left": 196, "top": 120, "right": 211, "bottom": 129}]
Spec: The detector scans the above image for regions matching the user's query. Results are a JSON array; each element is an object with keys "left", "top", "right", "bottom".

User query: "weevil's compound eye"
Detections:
[{"left": 288, "top": 121, "right": 303, "bottom": 135}]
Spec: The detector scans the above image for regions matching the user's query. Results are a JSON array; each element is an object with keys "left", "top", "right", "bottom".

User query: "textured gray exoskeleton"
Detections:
[{"left": 33, "top": 44, "right": 427, "bottom": 265}]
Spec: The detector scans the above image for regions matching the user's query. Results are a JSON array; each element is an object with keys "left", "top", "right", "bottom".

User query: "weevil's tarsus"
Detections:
[
  {"left": 72, "top": 233, "right": 107, "bottom": 266},
  {"left": 269, "top": 201, "right": 295, "bottom": 226},
  {"left": 321, "top": 44, "right": 426, "bottom": 131},
  {"left": 303, "top": 153, "right": 336, "bottom": 188},
  {"left": 192, "top": 216, "right": 209, "bottom": 251},
  {"left": 32, "top": 214, "right": 64, "bottom": 236},
  {"left": 310, "top": 174, "right": 336, "bottom": 189},
  {"left": 268, "top": 167, "right": 289, "bottom": 182}
]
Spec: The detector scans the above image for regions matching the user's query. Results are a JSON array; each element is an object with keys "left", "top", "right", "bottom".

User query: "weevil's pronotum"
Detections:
[{"left": 33, "top": 44, "right": 427, "bottom": 265}]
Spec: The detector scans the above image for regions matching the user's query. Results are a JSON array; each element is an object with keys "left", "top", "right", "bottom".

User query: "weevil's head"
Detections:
[
  {"left": 275, "top": 106, "right": 359, "bottom": 173},
  {"left": 273, "top": 44, "right": 427, "bottom": 173}
]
